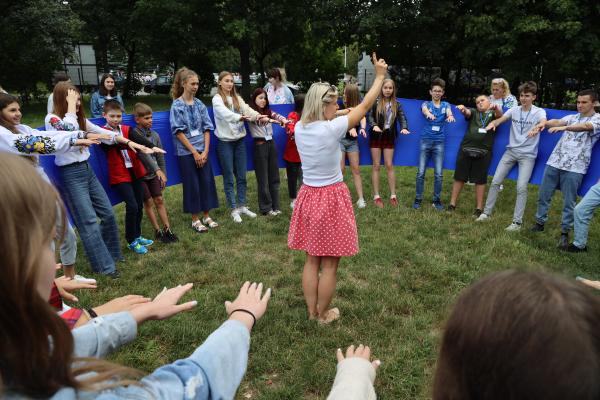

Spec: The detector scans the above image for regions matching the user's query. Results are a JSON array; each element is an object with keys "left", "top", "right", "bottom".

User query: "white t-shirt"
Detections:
[
  {"left": 504, "top": 105, "right": 547, "bottom": 158},
  {"left": 295, "top": 115, "right": 348, "bottom": 187}
]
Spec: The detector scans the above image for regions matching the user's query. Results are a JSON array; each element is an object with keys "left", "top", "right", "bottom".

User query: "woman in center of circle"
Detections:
[{"left": 288, "top": 53, "right": 388, "bottom": 324}]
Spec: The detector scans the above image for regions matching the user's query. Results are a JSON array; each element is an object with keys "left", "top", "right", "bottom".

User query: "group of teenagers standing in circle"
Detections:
[{"left": 1, "top": 50, "right": 600, "bottom": 398}]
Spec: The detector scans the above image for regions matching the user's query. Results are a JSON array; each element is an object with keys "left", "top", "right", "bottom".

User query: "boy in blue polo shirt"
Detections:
[{"left": 413, "top": 78, "right": 455, "bottom": 210}]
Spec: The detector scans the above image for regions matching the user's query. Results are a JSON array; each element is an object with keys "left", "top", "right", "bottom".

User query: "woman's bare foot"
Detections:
[{"left": 318, "top": 307, "right": 340, "bottom": 324}]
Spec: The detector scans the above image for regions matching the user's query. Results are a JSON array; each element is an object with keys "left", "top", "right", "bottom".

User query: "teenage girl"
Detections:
[
  {"left": 248, "top": 88, "right": 288, "bottom": 215},
  {"left": 169, "top": 67, "right": 220, "bottom": 233},
  {"left": 338, "top": 83, "right": 367, "bottom": 208},
  {"left": 47, "top": 83, "right": 153, "bottom": 278},
  {"left": 368, "top": 79, "right": 409, "bottom": 207},
  {"left": 212, "top": 71, "right": 269, "bottom": 223}
]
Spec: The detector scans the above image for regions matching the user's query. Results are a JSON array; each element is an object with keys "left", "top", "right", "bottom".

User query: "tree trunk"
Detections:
[
  {"left": 123, "top": 43, "right": 136, "bottom": 99},
  {"left": 238, "top": 41, "right": 251, "bottom": 98}
]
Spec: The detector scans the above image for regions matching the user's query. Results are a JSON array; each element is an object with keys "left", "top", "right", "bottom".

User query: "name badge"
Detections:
[
  {"left": 190, "top": 129, "right": 200, "bottom": 137},
  {"left": 478, "top": 128, "right": 487, "bottom": 134},
  {"left": 432, "top": 126, "right": 441, "bottom": 132}
]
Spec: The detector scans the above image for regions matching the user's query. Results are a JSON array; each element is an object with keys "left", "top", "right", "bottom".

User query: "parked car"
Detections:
[{"left": 143, "top": 75, "right": 173, "bottom": 94}]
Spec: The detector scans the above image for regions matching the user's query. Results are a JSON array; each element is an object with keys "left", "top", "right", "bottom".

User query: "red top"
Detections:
[
  {"left": 283, "top": 111, "right": 301, "bottom": 163},
  {"left": 103, "top": 124, "right": 147, "bottom": 185}
]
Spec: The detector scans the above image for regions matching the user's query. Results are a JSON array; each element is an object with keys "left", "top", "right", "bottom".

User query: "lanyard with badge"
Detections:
[
  {"left": 478, "top": 111, "right": 492, "bottom": 134},
  {"left": 519, "top": 107, "right": 532, "bottom": 136},
  {"left": 116, "top": 126, "right": 133, "bottom": 168},
  {"left": 431, "top": 101, "right": 443, "bottom": 132}
]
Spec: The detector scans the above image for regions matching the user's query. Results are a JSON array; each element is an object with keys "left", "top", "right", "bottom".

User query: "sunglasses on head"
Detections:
[{"left": 321, "top": 84, "right": 337, "bottom": 101}]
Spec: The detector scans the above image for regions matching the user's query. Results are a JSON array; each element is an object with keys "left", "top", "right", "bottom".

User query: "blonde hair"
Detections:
[
  {"left": 300, "top": 82, "right": 338, "bottom": 125},
  {"left": 217, "top": 71, "right": 241, "bottom": 113},
  {"left": 375, "top": 78, "right": 398, "bottom": 122},
  {"left": 491, "top": 78, "right": 512, "bottom": 97},
  {"left": 171, "top": 67, "right": 198, "bottom": 100},
  {"left": 0, "top": 153, "right": 141, "bottom": 396}
]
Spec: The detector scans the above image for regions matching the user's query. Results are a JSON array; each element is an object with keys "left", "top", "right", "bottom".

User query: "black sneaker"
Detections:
[
  {"left": 473, "top": 209, "right": 483, "bottom": 218},
  {"left": 155, "top": 229, "right": 168, "bottom": 243},
  {"left": 105, "top": 270, "right": 121, "bottom": 279},
  {"left": 557, "top": 232, "right": 569, "bottom": 249},
  {"left": 566, "top": 243, "right": 587, "bottom": 253},
  {"left": 164, "top": 228, "right": 179, "bottom": 242},
  {"left": 447, "top": 204, "right": 456, "bottom": 212},
  {"left": 530, "top": 222, "right": 545, "bottom": 232}
]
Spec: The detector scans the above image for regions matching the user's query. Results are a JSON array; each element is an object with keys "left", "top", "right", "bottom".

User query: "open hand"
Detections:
[
  {"left": 548, "top": 126, "right": 566, "bottom": 134},
  {"left": 66, "top": 89, "right": 79, "bottom": 106},
  {"left": 446, "top": 114, "right": 456, "bottom": 123},
  {"left": 336, "top": 344, "right": 381, "bottom": 370},
  {"left": 225, "top": 281, "right": 272, "bottom": 331},
  {"left": 129, "top": 283, "right": 197, "bottom": 323},
  {"left": 54, "top": 275, "right": 97, "bottom": 302},
  {"left": 86, "top": 132, "right": 113, "bottom": 141},
  {"left": 400, "top": 128, "right": 410, "bottom": 135}
]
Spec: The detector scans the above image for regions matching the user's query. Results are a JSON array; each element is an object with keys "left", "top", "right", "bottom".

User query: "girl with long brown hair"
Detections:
[
  {"left": 0, "top": 152, "right": 273, "bottom": 398},
  {"left": 90, "top": 73, "right": 124, "bottom": 118},
  {"left": 212, "top": 71, "right": 269, "bottom": 223},
  {"left": 368, "top": 78, "right": 409, "bottom": 208},
  {"left": 46, "top": 83, "right": 154, "bottom": 278}
]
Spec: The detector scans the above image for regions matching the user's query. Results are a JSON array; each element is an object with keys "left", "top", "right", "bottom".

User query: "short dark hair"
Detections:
[
  {"left": 518, "top": 81, "right": 538, "bottom": 95},
  {"left": 578, "top": 89, "right": 598, "bottom": 102},
  {"left": 103, "top": 99, "right": 122, "bottom": 113},
  {"left": 133, "top": 102, "right": 152, "bottom": 117},
  {"left": 433, "top": 270, "right": 600, "bottom": 400},
  {"left": 267, "top": 68, "right": 282, "bottom": 81},
  {"left": 52, "top": 71, "right": 70, "bottom": 86},
  {"left": 294, "top": 94, "right": 305, "bottom": 114},
  {"left": 431, "top": 78, "right": 445, "bottom": 90}
]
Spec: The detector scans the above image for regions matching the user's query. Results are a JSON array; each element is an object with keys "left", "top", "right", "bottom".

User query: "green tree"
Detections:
[{"left": 0, "top": 0, "right": 82, "bottom": 97}]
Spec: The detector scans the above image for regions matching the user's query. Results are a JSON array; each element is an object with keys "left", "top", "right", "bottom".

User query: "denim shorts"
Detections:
[{"left": 340, "top": 137, "right": 359, "bottom": 153}]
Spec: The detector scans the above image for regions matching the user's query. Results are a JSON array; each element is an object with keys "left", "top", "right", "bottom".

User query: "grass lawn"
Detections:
[{"left": 64, "top": 165, "right": 598, "bottom": 399}]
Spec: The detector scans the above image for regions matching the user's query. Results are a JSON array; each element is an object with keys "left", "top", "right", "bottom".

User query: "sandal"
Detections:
[
  {"left": 191, "top": 220, "right": 208, "bottom": 233},
  {"left": 202, "top": 217, "right": 219, "bottom": 228},
  {"left": 318, "top": 307, "right": 340, "bottom": 324}
]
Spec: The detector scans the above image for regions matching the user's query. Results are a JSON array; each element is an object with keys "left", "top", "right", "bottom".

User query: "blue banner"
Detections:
[{"left": 38, "top": 99, "right": 599, "bottom": 206}]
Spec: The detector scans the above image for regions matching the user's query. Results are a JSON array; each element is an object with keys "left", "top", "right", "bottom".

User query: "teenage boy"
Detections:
[
  {"left": 564, "top": 179, "right": 600, "bottom": 252},
  {"left": 475, "top": 81, "right": 546, "bottom": 231},
  {"left": 132, "top": 102, "right": 178, "bottom": 243},
  {"left": 413, "top": 78, "right": 455, "bottom": 210},
  {"left": 530, "top": 89, "right": 600, "bottom": 248},
  {"left": 447, "top": 95, "right": 502, "bottom": 216}
]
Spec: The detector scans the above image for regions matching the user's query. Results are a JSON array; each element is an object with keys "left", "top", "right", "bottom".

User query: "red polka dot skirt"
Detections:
[{"left": 288, "top": 181, "right": 358, "bottom": 257}]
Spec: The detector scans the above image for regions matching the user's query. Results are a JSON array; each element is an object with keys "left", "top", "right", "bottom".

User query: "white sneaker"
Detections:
[
  {"left": 505, "top": 222, "right": 522, "bottom": 232},
  {"left": 74, "top": 274, "right": 97, "bottom": 284},
  {"left": 273, "top": 210, "right": 282, "bottom": 215},
  {"left": 290, "top": 199, "right": 296, "bottom": 209},
  {"left": 239, "top": 206, "right": 257, "bottom": 218},
  {"left": 475, "top": 213, "right": 490, "bottom": 222},
  {"left": 266, "top": 210, "right": 278, "bottom": 216},
  {"left": 231, "top": 209, "right": 242, "bottom": 223},
  {"left": 499, "top": 184, "right": 504, "bottom": 191},
  {"left": 356, "top": 198, "right": 366, "bottom": 208}
]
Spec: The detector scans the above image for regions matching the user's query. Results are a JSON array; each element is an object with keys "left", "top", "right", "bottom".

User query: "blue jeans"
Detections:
[
  {"left": 58, "top": 162, "right": 121, "bottom": 274},
  {"left": 415, "top": 139, "right": 444, "bottom": 202},
  {"left": 218, "top": 138, "right": 248, "bottom": 209},
  {"left": 574, "top": 182, "right": 600, "bottom": 248},
  {"left": 535, "top": 165, "right": 584, "bottom": 232}
]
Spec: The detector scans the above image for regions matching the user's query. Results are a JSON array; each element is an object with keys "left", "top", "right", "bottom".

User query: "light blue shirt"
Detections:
[
  {"left": 170, "top": 98, "right": 214, "bottom": 156},
  {"left": 6, "top": 313, "right": 251, "bottom": 399},
  {"left": 90, "top": 92, "right": 124, "bottom": 119}
]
